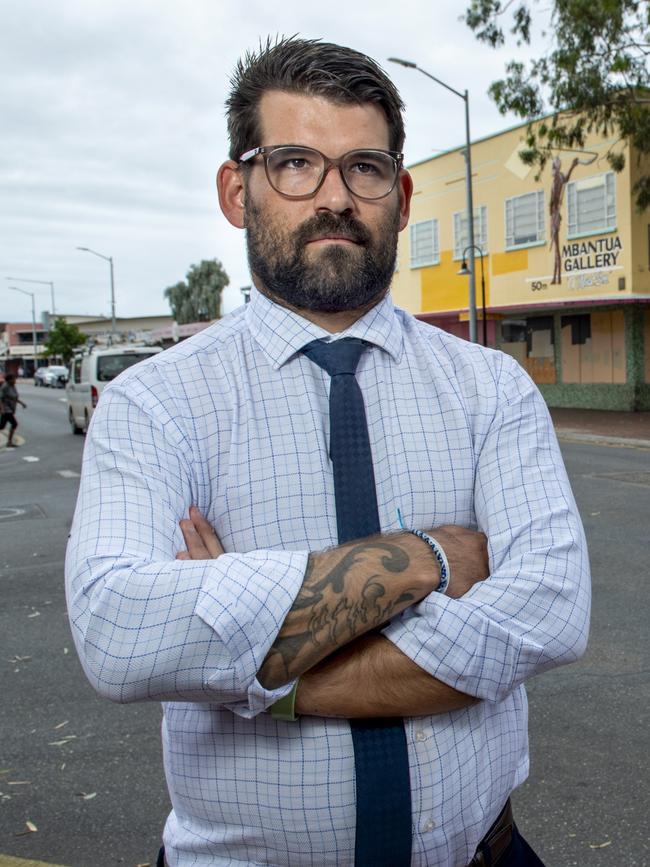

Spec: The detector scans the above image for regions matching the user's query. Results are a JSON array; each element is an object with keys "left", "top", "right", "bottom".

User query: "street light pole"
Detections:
[
  {"left": 458, "top": 246, "right": 487, "bottom": 347},
  {"left": 388, "top": 57, "right": 478, "bottom": 343},
  {"left": 6, "top": 276, "right": 56, "bottom": 316},
  {"left": 76, "top": 247, "right": 117, "bottom": 336},
  {"left": 9, "top": 286, "right": 38, "bottom": 370}
]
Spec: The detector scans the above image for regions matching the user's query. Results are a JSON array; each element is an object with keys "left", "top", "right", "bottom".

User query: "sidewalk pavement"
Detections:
[{"left": 549, "top": 407, "right": 650, "bottom": 449}]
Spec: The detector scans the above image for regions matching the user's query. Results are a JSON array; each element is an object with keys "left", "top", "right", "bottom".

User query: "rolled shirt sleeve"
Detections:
[
  {"left": 65, "top": 380, "right": 307, "bottom": 717},
  {"left": 382, "top": 355, "right": 591, "bottom": 703}
]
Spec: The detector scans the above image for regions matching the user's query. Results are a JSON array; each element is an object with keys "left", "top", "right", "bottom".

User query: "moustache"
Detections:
[{"left": 293, "top": 214, "right": 371, "bottom": 248}]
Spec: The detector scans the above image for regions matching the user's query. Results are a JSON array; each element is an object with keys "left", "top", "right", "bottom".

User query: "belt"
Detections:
[{"left": 467, "top": 799, "right": 515, "bottom": 867}]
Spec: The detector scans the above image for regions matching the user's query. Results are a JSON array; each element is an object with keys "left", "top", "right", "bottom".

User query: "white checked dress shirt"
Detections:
[{"left": 66, "top": 287, "right": 590, "bottom": 866}]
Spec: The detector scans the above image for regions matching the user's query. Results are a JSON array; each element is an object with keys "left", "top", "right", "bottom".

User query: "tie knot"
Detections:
[{"left": 301, "top": 337, "right": 370, "bottom": 378}]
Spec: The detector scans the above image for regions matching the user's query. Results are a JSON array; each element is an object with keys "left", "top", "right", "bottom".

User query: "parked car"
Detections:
[
  {"left": 33, "top": 367, "right": 48, "bottom": 386},
  {"left": 34, "top": 365, "right": 69, "bottom": 387},
  {"left": 67, "top": 345, "right": 162, "bottom": 434}
]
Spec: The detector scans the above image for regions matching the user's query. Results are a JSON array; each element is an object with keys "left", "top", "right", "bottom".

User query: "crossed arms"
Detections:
[{"left": 177, "top": 508, "right": 489, "bottom": 717}]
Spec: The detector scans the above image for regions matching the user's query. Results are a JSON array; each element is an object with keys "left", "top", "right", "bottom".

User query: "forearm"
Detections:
[
  {"left": 295, "top": 633, "right": 477, "bottom": 718},
  {"left": 258, "top": 533, "right": 438, "bottom": 689}
]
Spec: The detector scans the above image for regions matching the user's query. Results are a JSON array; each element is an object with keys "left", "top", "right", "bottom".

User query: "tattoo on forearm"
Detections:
[{"left": 260, "top": 539, "right": 419, "bottom": 687}]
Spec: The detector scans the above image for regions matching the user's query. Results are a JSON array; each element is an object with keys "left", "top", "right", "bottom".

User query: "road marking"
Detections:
[
  {"left": 59, "top": 398, "right": 67, "bottom": 403},
  {"left": 0, "top": 857, "right": 71, "bottom": 867},
  {"left": 56, "top": 470, "right": 80, "bottom": 478},
  {"left": 0, "top": 507, "right": 27, "bottom": 521},
  {"left": 22, "top": 456, "right": 40, "bottom": 463}
]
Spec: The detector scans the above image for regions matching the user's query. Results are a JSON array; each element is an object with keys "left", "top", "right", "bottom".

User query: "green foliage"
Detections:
[
  {"left": 164, "top": 259, "right": 229, "bottom": 325},
  {"left": 42, "top": 318, "right": 87, "bottom": 363},
  {"left": 464, "top": 0, "right": 650, "bottom": 210}
]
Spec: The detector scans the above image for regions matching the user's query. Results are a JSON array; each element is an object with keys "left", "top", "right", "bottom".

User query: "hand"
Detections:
[
  {"left": 423, "top": 525, "right": 489, "bottom": 599},
  {"left": 176, "top": 506, "right": 224, "bottom": 560}
]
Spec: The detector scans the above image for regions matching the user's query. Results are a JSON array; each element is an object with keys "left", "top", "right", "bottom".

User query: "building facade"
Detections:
[
  {"left": 392, "top": 120, "right": 650, "bottom": 410},
  {"left": 1, "top": 314, "right": 177, "bottom": 375},
  {"left": 0, "top": 322, "right": 47, "bottom": 375}
]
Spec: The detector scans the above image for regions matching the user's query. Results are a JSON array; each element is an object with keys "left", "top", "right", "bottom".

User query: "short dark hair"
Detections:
[{"left": 226, "top": 36, "right": 406, "bottom": 161}]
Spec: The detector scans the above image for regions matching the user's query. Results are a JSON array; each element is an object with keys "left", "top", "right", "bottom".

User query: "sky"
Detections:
[{"left": 1, "top": 0, "right": 540, "bottom": 324}]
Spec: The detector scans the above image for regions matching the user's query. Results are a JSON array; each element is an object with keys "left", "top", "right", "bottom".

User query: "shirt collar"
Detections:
[{"left": 246, "top": 286, "right": 404, "bottom": 370}]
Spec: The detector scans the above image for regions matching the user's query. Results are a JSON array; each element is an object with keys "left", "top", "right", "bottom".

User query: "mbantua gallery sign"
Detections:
[{"left": 562, "top": 235, "right": 622, "bottom": 272}]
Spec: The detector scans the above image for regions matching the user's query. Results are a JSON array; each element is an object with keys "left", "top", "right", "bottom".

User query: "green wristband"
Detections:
[{"left": 270, "top": 679, "right": 300, "bottom": 722}]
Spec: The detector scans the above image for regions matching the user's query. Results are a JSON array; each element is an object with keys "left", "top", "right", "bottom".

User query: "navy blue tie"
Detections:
[{"left": 301, "top": 338, "right": 412, "bottom": 867}]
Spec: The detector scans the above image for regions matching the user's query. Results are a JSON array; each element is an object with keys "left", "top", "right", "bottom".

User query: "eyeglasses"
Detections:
[{"left": 238, "top": 145, "right": 403, "bottom": 200}]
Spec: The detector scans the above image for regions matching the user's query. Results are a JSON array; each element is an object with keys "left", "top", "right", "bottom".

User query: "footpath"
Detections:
[{"left": 550, "top": 407, "right": 650, "bottom": 449}]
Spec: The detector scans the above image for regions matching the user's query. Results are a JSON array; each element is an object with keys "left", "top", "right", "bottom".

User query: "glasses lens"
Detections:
[
  {"left": 265, "top": 147, "right": 325, "bottom": 197},
  {"left": 341, "top": 150, "right": 397, "bottom": 199}
]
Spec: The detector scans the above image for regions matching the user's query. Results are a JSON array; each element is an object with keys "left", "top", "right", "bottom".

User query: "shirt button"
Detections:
[
  {"left": 421, "top": 818, "right": 437, "bottom": 833},
  {"left": 415, "top": 730, "right": 427, "bottom": 742}
]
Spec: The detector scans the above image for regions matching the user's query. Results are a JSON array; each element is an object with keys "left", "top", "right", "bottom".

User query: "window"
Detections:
[
  {"left": 567, "top": 172, "right": 616, "bottom": 237},
  {"left": 500, "top": 316, "right": 556, "bottom": 384},
  {"left": 561, "top": 313, "right": 591, "bottom": 345},
  {"left": 409, "top": 219, "right": 439, "bottom": 268},
  {"left": 454, "top": 206, "right": 488, "bottom": 259},
  {"left": 96, "top": 352, "right": 159, "bottom": 382},
  {"left": 505, "top": 191, "right": 545, "bottom": 249}
]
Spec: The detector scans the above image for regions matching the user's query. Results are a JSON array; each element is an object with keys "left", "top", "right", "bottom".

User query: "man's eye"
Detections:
[
  {"left": 277, "top": 157, "right": 312, "bottom": 171},
  {"left": 350, "top": 161, "right": 380, "bottom": 175}
]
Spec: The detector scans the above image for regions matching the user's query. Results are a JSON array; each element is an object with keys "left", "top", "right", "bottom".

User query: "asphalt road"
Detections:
[
  {"left": 512, "top": 440, "right": 650, "bottom": 867},
  {"left": 1, "top": 383, "right": 648, "bottom": 867}
]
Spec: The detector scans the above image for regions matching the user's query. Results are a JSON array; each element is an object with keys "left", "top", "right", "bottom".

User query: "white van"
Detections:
[{"left": 67, "top": 345, "right": 162, "bottom": 434}]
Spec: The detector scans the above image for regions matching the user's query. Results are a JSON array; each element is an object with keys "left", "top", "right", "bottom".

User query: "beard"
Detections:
[{"left": 245, "top": 199, "right": 400, "bottom": 314}]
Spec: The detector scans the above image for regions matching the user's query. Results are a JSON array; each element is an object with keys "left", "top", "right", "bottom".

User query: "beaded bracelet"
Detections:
[{"left": 397, "top": 509, "right": 451, "bottom": 595}]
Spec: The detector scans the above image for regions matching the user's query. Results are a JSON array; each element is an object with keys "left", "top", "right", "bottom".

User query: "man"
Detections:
[
  {"left": 66, "top": 38, "right": 590, "bottom": 866},
  {"left": 0, "top": 373, "right": 26, "bottom": 447}
]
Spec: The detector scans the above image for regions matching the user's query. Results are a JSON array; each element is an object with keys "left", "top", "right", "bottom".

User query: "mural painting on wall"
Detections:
[
  {"left": 527, "top": 154, "right": 621, "bottom": 295},
  {"left": 549, "top": 154, "right": 597, "bottom": 284}
]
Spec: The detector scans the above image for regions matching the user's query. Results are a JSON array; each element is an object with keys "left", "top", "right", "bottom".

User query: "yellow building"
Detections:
[{"left": 393, "top": 119, "right": 650, "bottom": 410}]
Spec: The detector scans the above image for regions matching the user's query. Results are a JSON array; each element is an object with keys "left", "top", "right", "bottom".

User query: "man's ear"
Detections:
[
  {"left": 217, "top": 160, "right": 246, "bottom": 229},
  {"left": 397, "top": 169, "right": 413, "bottom": 232}
]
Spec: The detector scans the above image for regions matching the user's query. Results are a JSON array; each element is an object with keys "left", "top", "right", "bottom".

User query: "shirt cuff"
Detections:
[{"left": 195, "top": 549, "right": 307, "bottom": 716}]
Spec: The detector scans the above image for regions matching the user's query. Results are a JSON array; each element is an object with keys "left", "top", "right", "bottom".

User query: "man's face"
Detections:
[{"left": 241, "top": 91, "right": 410, "bottom": 314}]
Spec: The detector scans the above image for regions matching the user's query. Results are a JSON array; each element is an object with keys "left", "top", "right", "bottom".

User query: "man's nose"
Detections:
[{"left": 312, "top": 164, "right": 355, "bottom": 214}]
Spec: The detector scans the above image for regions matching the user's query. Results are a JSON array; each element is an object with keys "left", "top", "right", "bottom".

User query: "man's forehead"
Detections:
[{"left": 256, "top": 90, "right": 390, "bottom": 150}]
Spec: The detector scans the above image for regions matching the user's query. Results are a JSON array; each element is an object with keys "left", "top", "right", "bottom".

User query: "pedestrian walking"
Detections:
[
  {"left": 65, "top": 37, "right": 591, "bottom": 867},
  {"left": 0, "top": 373, "right": 26, "bottom": 447}
]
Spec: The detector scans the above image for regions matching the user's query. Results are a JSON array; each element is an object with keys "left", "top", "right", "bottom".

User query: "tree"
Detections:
[
  {"left": 464, "top": 0, "right": 650, "bottom": 210},
  {"left": 42, "top": 318, "right": 87, "bottom": 364},
  {"left": 164, "top": 259, "right": 229, "bottom": 324}
]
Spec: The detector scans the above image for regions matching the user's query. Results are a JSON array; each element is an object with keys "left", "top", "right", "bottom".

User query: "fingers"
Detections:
[
  {"left": 177, "top": 506, "right": 225, "bottom": 560},
  {"left": 179, "top": 519, "right": 212, "bottom": 559},
  {"left": 188, "top": 506, "right": 225, "bottom": 557}
]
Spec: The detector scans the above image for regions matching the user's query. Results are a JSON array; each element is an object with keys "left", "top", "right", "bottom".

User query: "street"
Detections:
[{"left": 1, "top": 383, "right": 649, "bottom": 867}]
